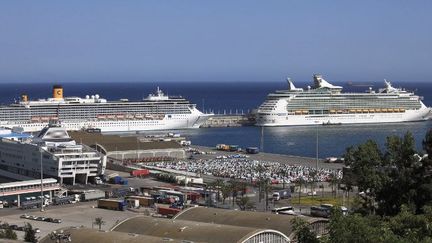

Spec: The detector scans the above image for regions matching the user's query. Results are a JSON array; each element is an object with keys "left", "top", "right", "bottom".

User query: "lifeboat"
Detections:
[
  {"left": 375, "top": 109, "right": 381, "bottom": 112},
  {"left": 400, "top": 108, "right": 405, "bottom": 112},
  {"left": 368, "top": 109, "right": 375, "bottom": 113},
  {"left": 362, "top": 109, "right": 368, "bottom": 113},
  {"left": 97, "top": 115, "right": 106, "bottom": 120},
  {"left": 337, "top": 110, "right": 343, "bottom": 113},
  {"left": 356, "top": 109, "right": 362, "bottom": 113},
  {"left": 126, "top": 114, "right": 134, "bottom": 119},
  {"left": 301, "top": 110, "right": 309, "bottom": 114},
  {"left": 387, "top": 109, "right": 394, "bottom": 112},
  {"left": 381, "top": 109, "right": 388, "bottom": 112},
  {"left": 41, "top": 117, "right": 50, "bottom": 121},
  {"left": 349, "top": 109, "right": 356, "bottom": 113},
  {"left": 135, "top": 114, "right": 144, "bottom": 119},
  {"left": 295, "top": 110, "right": 302, "bottom": 115},
  {"left": 107, "top": 115, "right": 115, "bottom": 119},
  {"left": 330, "top": 110, "right": 336, "bottom": 114},
  {"left": 50, "top": 116, "right": 59, "bottom": 120},
  {"left": 116, "top": 114, "right": 125, "bottom": 119}
]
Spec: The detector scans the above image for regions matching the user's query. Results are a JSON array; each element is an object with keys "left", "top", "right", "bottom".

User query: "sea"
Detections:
[{"left": 0, "top": 81, "right": 431, "bottom": 159}]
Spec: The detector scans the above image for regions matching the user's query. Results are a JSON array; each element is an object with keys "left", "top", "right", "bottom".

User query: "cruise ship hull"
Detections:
[
  {"left": 1, "top": 114, "right": 213, "bottom": 133},
  {"left": 256, "top": 107, "right": 431, "bottom": 126}
]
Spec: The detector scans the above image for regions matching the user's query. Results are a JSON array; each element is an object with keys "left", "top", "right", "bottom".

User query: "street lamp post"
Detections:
[{"left": 40, "top": 148, "right": 44, "bottom": 212}]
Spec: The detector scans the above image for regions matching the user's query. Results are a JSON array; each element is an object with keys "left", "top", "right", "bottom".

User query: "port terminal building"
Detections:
[{"left": 69, "top": 132, "right": 186, "bottom": 162}]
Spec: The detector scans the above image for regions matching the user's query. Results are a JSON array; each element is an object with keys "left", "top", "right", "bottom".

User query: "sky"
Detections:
[{"left": 0, "top": 1, "right": 431, "bottom": 83}]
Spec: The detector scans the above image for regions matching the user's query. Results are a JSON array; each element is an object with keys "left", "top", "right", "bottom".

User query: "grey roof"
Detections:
[
  {"left": 39, "top": 227, "right": 190, "bottom": 243},
  {"left": 69, "top": 131, "right": 182, "bottom": 152},
  {"left": 111, "top": 216, "right": 287, "bottom": 243},
  {"left": 173, "top": 207, "right": 327, "bottom": 238}
]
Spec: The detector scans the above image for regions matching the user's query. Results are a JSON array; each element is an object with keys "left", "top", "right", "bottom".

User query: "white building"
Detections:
[{"left": 0, "top": 123, "right": 106, "bottom": 185}]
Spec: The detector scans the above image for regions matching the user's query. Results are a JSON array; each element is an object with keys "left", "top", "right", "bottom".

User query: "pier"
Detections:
[{"left": 201, "top": 114, "right": 255, "bottom": 128}]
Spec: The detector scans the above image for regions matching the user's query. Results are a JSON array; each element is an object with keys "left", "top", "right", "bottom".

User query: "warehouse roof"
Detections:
[
  {"left": 69, "top": 131, "right": 182, "bottom": 152},
  {"left": 173, "top": 207, "right": 327, "bottom": 238},
  {"left": 39, "top": 227, "right": 191, "bottom": 243},
  {"left": 111, "top": 216, "right": 289, "bottom": 243}
]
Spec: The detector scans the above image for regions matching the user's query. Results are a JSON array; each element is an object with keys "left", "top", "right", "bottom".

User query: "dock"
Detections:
[{"left": 201, "top": 114, "right": 255, "bottom": 128}]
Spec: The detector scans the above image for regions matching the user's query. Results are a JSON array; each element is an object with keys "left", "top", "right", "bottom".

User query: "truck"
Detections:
[
  {"left": 130, "top": 169, "right": 150, "bottom": 177},
  {"left": 97, "top": 199, "right": 126, "bottom": 211},
  {"left": 94, "top": 176, "right": 103, "bottom": 185},
  {"left": 229, "top": 145, "right": 239, "bottom": 152},
  {"left": 272, "top": 189, "right": 291, "bottom": 201},
  {"left": 127, "top": 196, "right": 154, "bottom": 207},
  {"left": 21, "top": 200, "right": 46, "bottom": 210},
  {"left": 157, "top": 206, "right": 181, "bottom": 217},
  {"left": 53, "top": 195, "right": 79, "bottom": 205},
  {"left": 111, "top": 187, "right": 135, "bottom": 198},
  {"left": 104, "top": 173, "right": 119, "bottom": 182},
  {"left": 110, "top": 176, "right": 128, "bottom": 185},
  {"left": 81, "top": 190, "right": 106, "bottom": 201}
]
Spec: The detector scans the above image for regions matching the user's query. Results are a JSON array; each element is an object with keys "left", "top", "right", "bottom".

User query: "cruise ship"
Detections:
[
  {"left": 0, "top": 85, "right": 213, "bottom": 132},
  {"left": 256, "top": 75, "right": 431, "bottom": 126},
  {"left": 0, "top": 123, "right": 106, "bottom": 185}
]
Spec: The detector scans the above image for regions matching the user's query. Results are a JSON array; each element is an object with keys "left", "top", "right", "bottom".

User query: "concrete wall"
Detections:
[{"left": 107, "top": 148, "right": 185, "bottom": 160}]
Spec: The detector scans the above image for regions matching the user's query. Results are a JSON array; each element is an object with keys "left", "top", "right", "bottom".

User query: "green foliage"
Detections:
[
  {"left": 236, "top": 196, "right": 255, "bottom": 211},
  {"left": 343, "top": 131, "right": 432, "bottom": 216},
  {"left": 24, "top": 222, "right": 37, "bottom": 243},
  {"left": 291, "top": 217, "right": 319, "bottom": 243}
]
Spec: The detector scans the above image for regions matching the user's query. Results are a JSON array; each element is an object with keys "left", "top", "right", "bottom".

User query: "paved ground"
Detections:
[{"left": 0, "top": 201, "right": 139, "bottom": 241}]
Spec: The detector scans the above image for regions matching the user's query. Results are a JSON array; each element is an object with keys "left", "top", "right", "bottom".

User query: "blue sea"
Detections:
[{"left": 0, "top": 81, "right": 431, "bottom": 158}]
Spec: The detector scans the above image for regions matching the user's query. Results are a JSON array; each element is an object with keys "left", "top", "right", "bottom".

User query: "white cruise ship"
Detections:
[
  {"left": 0, "top": 123, "right": 106, "bottom": 185},
  {"left": 256, "top": 75, "right": 431, "bottom": 126},
  {"left": 0, "top": 85, "right": 213, "bottom": 132}
]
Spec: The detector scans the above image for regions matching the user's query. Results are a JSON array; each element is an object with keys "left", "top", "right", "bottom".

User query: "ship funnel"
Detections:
[
  {"left": 21, "top": 94, "right": 29, "bottom": 102},
  {"left": 53, "top": 85, "right": 63, "bottom": 100}
]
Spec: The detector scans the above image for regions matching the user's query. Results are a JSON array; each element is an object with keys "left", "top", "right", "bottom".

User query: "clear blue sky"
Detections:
[{"left": 0, "top": 0, "right": 431, "bottom": 83}]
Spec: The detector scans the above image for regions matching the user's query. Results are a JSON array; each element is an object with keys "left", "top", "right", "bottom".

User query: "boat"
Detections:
[
  {"left": 256, "top": 75, "right": 431, "bottom": 126},
  {"left": 0, "top": 123, "right": 106, "bottom": 184},
  {"left": 0, "top": 86, "right": 213, "bottom": 132}
]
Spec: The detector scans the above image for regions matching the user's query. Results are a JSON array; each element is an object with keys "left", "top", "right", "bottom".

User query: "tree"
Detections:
[
  {"left": 221, "top": 183, "right": 232, "bottom": 205},
  {"left": 291, "top": 217, "right": 319, "bottom": 243},
  {"left": 24, "top": 223, "right": 37, "bottom": 243},
  {"left": 93, "top": 217, "right": 105, "bottom": 230},
  {"left": 236, "top": 196, "right": 255, "bottom": 211}
]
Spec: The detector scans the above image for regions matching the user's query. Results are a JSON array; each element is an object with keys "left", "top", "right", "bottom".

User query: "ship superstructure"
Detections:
[
  {"left": 256, "top": 75, "right": 431, "bottom": 126},
  {"left": 0, "top": 123, "right": 106, "bottom": 184},
  {"left": 0, "top": 85, "right": 212, "bottom": 132}
]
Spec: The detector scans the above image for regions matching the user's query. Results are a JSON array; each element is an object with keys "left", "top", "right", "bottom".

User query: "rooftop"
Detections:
[
  {"left": 174, "top": 206, "right": 327, "bottom": 238},
  {"left": 112, "top": 216, "right": 287, "bottom": 243},
  {"left": 69, "top": 131, "right": 182, "bottom": 152}
]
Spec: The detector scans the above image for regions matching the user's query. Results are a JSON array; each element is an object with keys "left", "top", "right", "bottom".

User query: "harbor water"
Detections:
[{"left": 0, "top": 81, "right": 431, "bottom": 158}]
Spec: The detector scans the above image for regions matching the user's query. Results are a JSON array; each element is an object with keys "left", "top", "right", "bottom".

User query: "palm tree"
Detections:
[
  {"left": 297, "top": 178, "right": 306, "bottom": 205},
  {"left": 279, "top": 168, "right": 289, "bottom": 189},
  {"left": 229, "top": 179, "right": 240, "bottom": 207},
  {"left": 254, "top": 164, "right": 266, "bottom": 202},
  {"left": 214, "top": 178, "right": 224, "bottom": 202},
  {"left": 328, "top": 173, "right": 339, "bottom": 198},
  {"left": 221, "top": 183, "right": 232, "bottom": 205},
  {"left": 93, "top": 217, "right": 105, "bottom": 230}
]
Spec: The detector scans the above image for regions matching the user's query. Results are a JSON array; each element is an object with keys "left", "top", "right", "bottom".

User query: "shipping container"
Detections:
[
  {"left": 97, "top": 199, "right": 126, "bottom": 211},
  {"left": 127, "top": 196, "right": 154, "bottom": 207},
  {"left": 157, "top": 207, "right": 181, "bottom": 217},
  {"left": 130, "top": 169, "right": 150, "bottom": 177},
  {"left": 81, "top": 190, "right": 106, "bottom": 201}
]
